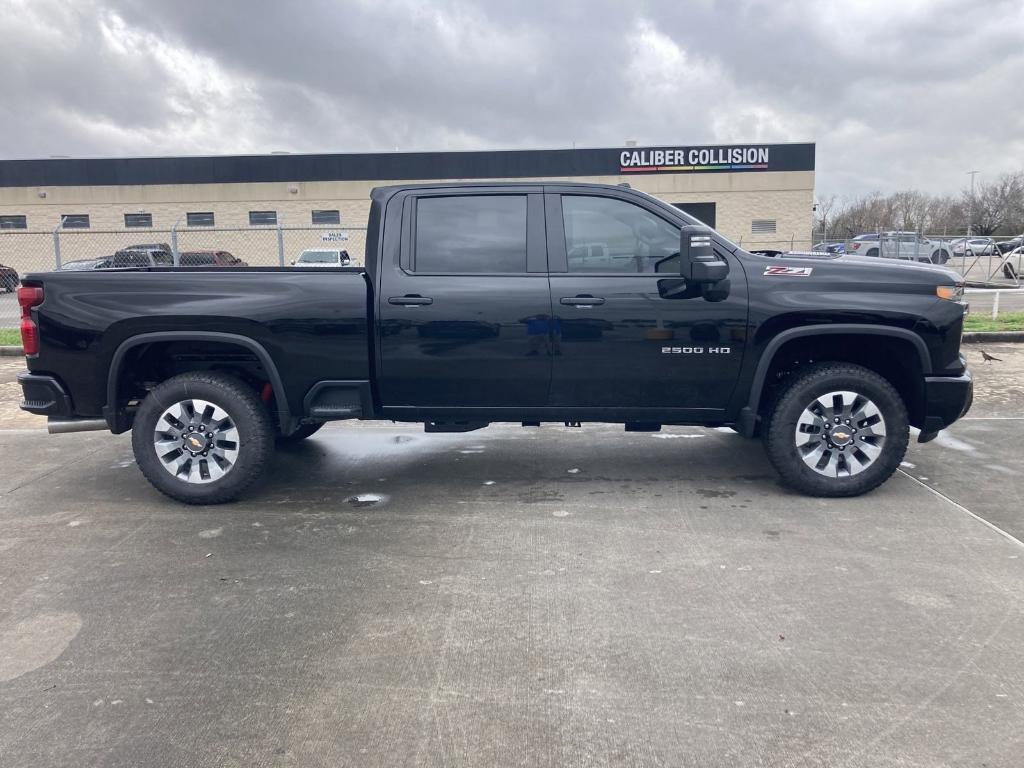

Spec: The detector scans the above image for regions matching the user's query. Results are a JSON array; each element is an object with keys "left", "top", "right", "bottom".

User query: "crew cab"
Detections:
[{"left": 17, "top": 182, "right": 973, "bottom": 504}]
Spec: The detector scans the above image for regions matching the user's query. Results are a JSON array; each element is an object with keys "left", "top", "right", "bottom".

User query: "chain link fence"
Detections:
[
  {"left": 3, "top": 224, "right": 1021, "bottom": 331},
  {"left": 0, "top": 225, "right": 368, "bottom": 328}
]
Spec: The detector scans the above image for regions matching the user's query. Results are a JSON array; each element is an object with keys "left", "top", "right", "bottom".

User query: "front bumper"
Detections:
[
  {"left": 918, "top": 367, "right": 973, "bottom": 441},
  {"left": 18, "top": 372, "right": 73, "bottom": 418}
]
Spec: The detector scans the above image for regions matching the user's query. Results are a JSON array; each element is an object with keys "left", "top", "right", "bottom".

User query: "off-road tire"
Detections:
[
  {"left": 132, "top": 372, "right": 275, "bottom": 504},
  {"left": 277, "top": 422, "right": 325, "bottom": 444},
  {"left": 763, "top": 363, "right": 909, "bottom": 497}
]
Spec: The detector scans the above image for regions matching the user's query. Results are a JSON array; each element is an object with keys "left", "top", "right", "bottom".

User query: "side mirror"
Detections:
[{"left": 680, "top": 225, "right": 729, "bottom": 283}]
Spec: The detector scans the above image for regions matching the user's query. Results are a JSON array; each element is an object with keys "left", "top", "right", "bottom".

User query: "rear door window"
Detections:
[{"left": 414, "top": 195, "right": 527, "bottom": 273}]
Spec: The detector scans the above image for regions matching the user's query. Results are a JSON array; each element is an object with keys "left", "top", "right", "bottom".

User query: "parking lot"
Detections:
[{"left": 0, "top": 349, "right": 1022, "bottom": 767}]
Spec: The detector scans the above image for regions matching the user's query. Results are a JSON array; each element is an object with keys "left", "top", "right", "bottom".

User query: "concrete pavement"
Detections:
[{"left": 0, "top": 354, "right": 1022, "bottom": 767}]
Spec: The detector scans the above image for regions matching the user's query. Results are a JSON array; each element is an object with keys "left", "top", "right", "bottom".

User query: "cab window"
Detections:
[
  {"left": 561, "top": 195, "right": 679, "bottom": 273},
  {"left": 414, "top": 195, "right": 527, "bottom": 273}
]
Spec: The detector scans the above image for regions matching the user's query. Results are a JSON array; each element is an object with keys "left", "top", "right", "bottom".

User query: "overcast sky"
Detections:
[{"left": 1, "top": 0, "right": 1021, "bottom": 198}]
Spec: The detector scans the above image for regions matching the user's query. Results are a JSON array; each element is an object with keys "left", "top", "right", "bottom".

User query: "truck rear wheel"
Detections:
[
  {"left": 763, "top": 363, "right": 909, "bottom": 497},
  {"left": 131, "top": 372, "right": 275, "bottom": 504}
]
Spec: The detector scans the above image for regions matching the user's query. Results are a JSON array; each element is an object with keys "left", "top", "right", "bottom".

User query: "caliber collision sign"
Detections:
[{"left": 620, "top": 146, "right": 771, "bottom": 173}]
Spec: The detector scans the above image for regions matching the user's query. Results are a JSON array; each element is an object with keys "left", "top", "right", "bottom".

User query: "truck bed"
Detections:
[{"left": 23, "top": 268, "right": 373, "bottom": 429}]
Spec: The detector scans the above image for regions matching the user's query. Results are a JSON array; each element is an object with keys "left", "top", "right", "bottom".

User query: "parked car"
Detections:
[
  {"left": 180, "top": 251, "right": 247, "bottom": 267},
  {"left": 951, "top": 237, "right": 997, "bottom": 258},
  {"left": 846, "top": 231, "right": 951, "bottom": 264},
  {"left": 17, "top": 182, "right": 972, "bottom": 505},
  {"left": 997, "top": 235, "right": 1023, "bottom": 254},
  {"left": 0, "top": 263, "right": 18, "bottom": 291},
  {"left": 95, "top": 248, "right": 174, "bottom": 269},
  {"left": 1001, "top": 246, "right": 1024, "bottom": 279},
  {"left": 292, "top": 248, "right": 351, "bottom": 267}
]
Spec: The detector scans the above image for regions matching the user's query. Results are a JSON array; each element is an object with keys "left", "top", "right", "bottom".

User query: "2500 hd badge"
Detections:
[{"left": 661, "top": 347, "right": 732, "bottom": 354}]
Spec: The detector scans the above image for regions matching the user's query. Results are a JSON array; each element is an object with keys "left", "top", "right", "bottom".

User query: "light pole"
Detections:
[{"left": 967, "top": 170, "right": 979, "bottom": 236}]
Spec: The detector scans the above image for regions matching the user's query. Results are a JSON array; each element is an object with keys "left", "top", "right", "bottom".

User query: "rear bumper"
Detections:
[
  {"left": 17, "top": 372, "right": 73, "bottom": 418},
  {"left": 918, "top": 368, "right": 973, "bottom": 440}
]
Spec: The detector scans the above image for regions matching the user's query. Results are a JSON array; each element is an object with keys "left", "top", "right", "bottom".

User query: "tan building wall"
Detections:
[{"left": 0, "top": 169, "right": 814, "bottom": 272}]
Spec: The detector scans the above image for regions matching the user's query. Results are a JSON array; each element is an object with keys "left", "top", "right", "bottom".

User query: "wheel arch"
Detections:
[
  {"left": 738, "top": 325, "right": 930, "bottom": 437},
  {"left": 105, "top": 331, "right": 291, "bottom": 434}
]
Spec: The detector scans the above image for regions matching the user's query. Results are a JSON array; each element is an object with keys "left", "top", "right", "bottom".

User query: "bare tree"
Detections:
[
  {"left": 821, "top": 171, "right": 1023, "bottom": 239},
  {"left": 963, "top": 172, "right": 1024, "bottom": 236}
]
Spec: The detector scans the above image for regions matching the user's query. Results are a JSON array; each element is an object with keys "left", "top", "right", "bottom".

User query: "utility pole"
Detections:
[{"left": 967, "top": 170, "right": 979, "bottom": 236}]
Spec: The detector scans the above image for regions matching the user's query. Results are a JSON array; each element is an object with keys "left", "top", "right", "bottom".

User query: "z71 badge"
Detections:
[{"left": 764, "top": 265, "right": 813, "bottom": 277}]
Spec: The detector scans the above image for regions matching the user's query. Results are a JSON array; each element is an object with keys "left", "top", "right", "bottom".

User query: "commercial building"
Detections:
[{"left": 0, "top": 143, "right": 815, "bottom": 269}]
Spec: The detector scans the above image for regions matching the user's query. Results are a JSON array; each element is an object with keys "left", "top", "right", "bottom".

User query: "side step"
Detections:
[{"left": 424, "top": 421, "right": 489, "bottom": 433}]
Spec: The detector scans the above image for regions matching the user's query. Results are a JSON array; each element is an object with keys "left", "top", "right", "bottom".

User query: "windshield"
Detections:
[{"left": 298, "top": 250, "right": 339, "bottom": 263}]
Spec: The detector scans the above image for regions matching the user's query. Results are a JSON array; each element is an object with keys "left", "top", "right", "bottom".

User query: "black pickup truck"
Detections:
[{"left": 17, "top": 182, "right": 972, "bottom": 503}]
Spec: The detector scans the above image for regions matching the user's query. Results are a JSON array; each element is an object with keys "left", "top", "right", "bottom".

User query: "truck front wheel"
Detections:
[
  {"left": 131, "top": 372, "right": 275, "bottom": 504},
  {"left": 763, "top": 363, "right": 909, "bottom": 497}
]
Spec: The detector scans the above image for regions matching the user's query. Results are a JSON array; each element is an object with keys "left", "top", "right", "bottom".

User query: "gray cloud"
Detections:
[{"left": 1, "top": 0, "right": 1022, "bottom": 197}]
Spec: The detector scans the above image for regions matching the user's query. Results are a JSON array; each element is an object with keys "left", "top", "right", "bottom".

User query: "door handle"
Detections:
[
  {"left": 560, "top": 295, "right": 605, "bottom": 307},
  {"left": 388, "top": 295, "right": 433, "bottom": 306}
]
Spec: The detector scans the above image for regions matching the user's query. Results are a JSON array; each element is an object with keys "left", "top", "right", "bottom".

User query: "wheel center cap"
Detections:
[
  {"left": 184, "top": 434, "right": 208, "bottom": 453},
  {"left": 830, "top": 428, "right": 853, "bottom": 447}
]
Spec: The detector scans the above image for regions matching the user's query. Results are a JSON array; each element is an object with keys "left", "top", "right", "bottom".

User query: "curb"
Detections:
[
  {"left": 962, "top": 331, "right": 1024, "bottom": 343},
  {"left": 0, "top": 346, "right": 24, "bottom": 356}
]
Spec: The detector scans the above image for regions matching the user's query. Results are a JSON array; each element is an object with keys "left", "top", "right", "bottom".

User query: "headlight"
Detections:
[{"left": 936, "top": 284, "right": 964, "bottom": 302}]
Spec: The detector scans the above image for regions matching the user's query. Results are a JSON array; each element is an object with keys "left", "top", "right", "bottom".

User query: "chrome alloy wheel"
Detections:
[
  {"left": 794, "top": 390, "right": 887, "bottom": 477},
  {"left": 153, "top": 398, "right": 240, "bottom": 484}
]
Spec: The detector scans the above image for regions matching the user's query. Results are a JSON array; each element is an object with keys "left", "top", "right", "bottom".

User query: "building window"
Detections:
[
  {"left": 187, "top": 212, "right": 215, "bottom": 227},
  {"left": 311, "top": 209, "right": 341, "bottom": 225},
  {"left": 0, "top": 215, "right": 27, "bottom": 230},
  {"left": 249, "top": 210, "right": 278, "bottom": 226},
  {"left": 414, "top": 195, "right": 527, "bottom": 273},
  {"left": 61, "top": 214, "right": 90, "bottom": 229},
  {"left": 124, "top": 213, "right": 153, "bottom": 228},
  {"left": 751, "top": 219, "right": 777, "bottom": 234}
]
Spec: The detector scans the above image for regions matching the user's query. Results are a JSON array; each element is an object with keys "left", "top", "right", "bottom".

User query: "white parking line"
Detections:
[{"left": 898, "top": 469, "right": 1024, "bottom": 550}]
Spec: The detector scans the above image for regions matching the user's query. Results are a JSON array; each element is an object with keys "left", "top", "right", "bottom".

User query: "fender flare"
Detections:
[
  {"left": 737, "top": 324, "right": 931, "bottom": 437},
  {"left": 105, "top": 331, "right": 291, "bottom": 432}
]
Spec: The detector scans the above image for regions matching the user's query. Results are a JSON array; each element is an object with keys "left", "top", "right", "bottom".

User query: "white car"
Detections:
[
  {"left": 846, "top": 231, "right": 952, "bottom": 264},
  {"left": 292, "top": 249, "right": 351, "bottom": 267},
  {"left": 1001, "top": 246, "right": 1024, "bottom": 279}
]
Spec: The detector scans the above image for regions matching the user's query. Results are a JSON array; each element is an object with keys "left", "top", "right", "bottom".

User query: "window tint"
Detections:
[
  {"left": 561, "top": 195, "right": 679, "bottom": 274},
  {"left": 0, "top": 215, "right": 27, "bottom": 229},
  {"left": 312, "top": 209, "right": 341, "bottom": 225},
  {"left": 61, "top": 214, "right": 90, "bottom": 229},
  {"left": 187, "top": 212, "right": 215, "bottom": 227},
  {"left": 124, "top": 213, "right": 152, "bottom": 228},
  {"left": 249, "top": 210, "right": 277, "bottom": 226},
  {"left": 415, "top": 196, "right": 527, "bottom": 273}
]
